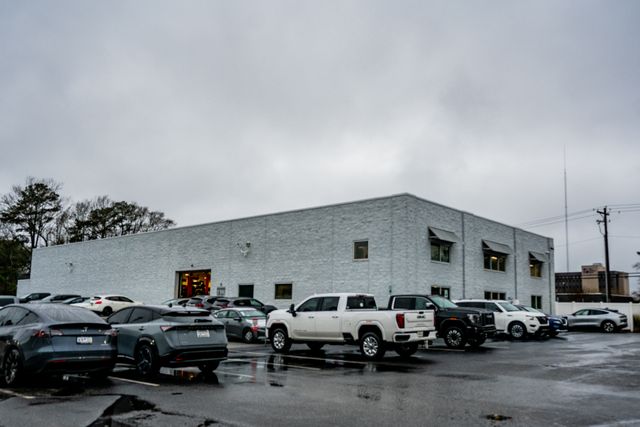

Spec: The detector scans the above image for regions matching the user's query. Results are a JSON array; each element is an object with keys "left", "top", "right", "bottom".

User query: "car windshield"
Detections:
[
  {"left": 428, "top": 295, "right": 458, "bottom": 309},
  {"left": 240, "top": 310, "right": 266, "bottom": 318},
  {"left": 498, "top": 302, "right": 521, "bottom": 312}
]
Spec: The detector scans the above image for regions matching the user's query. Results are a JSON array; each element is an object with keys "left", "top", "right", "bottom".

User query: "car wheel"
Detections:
[
  {"left": 135, "top": 343, "right": 160, "bottom": 377},
  {"left": 270, "top": 327, "right": 292, "bottom": 353},
  {"left": 548, "top": 331, "right": 558, "bottom": 337},
  {"left": 307, "top": 343, "right": 324, "bottom": 352},
  {"left": 242, "top": 328, "right": 255, "bottom": 344},
  {"left": 395, "top": 342, "right": 419, "bottom": 358},
  {"left": 468, "top": 334, "right": 486, "bottom": 348},
  {"left": 198, "top": 361, "right": 220, "bottom": 373},
  {"left": 443, "top": 326, "right": 467, "bottom": 349},
  {"left": 102, "top": 306, "right": 113, "bottom": 316},
  {"left": 601, "top": 320, "right": 616, "bottom": 333},
  {"left": 2, "top": 348, "right": 23, "bottom": 387},
  {"left": 360, "top": 331, "right": 386, "bottom": 360},
  {"left": 508, "top": 322, "right": 527, "bottom": 340}
]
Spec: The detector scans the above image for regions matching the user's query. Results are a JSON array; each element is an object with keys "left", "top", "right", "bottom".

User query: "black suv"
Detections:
[{"left": 388, "top": 294, "right": 496, "bottom": 349}]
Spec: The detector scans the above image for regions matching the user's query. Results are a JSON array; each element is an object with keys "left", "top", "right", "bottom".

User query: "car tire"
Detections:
[
  {"left": 102, "top": 306, "right": 113, "bottom": 316},
  {"left": 270, "top": 327, "right": 292, "bottom": 353},
  {"left": 443, "top": 326, "right": 467, "bottom": 349},
  {"left": 307, "top": 343, "right": 325, "bottom": 352},
  {"left": 2, "top": 348, "right": 23, "bottom": 387},
  {"left": 508, "top": 322, "right": 527, "bottom": 340},
  {"left": 548, "top": 331, "right": 558, "bottom": 337},
  {"left": 242, "top": 328, "right": 255, "bottom": 344},
  {"left": 198, "top": 361, "right": 220, "bottom": 373},
  {"left": 395, "top": 342, "right": 419, "bottom": 358},
  {"left": 468, "top": 334, "right": 486, "bottom": 348},
  {"left": 601, "top": 320, "right": 616, "bottom": 333},
  {"left": 360, "top": 331, "right": 386, "bottom": 360},
  {"left": 135, "top": 342, "right": 160, "bottom": 377}
]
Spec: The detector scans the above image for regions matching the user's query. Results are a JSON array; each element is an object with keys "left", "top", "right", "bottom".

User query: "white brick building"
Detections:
[{"left": 19, "top": 194, "right": 556, "bottom": 312}]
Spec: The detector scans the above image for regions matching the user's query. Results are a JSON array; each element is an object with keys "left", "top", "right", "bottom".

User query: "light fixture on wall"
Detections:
[
  {"left": 66, "top": 262, "right": 74, "bottom": 273},
  {"left": 237, "top": 241, "right": 251, "bottom": 257}
]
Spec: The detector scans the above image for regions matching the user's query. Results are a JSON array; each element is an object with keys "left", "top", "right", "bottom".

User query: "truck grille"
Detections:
[
  {"left": 537, "top": 316, "right": 548, "bottom": 325},
  {"left": 480, "top": 313, "right": 494, "bottom": 326}
]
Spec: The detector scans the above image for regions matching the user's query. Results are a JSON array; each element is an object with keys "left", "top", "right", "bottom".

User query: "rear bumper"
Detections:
[
  {"left": 26, "top": 351, "right": 117, "bottom": 375},
  {"left": 391, "top": 329, "right": 433, "bottom": 343},
  {"left": 161, "top": 346, "right": 228, "bottom": 367}
]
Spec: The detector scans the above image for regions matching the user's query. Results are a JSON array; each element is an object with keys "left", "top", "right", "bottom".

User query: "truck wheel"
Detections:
[
  {"left": 601, "top": 320, "right": 616, "bottom": 333},
  {"left": 270, "top": 327, "right": 292, "bottom": 353},
  {"left": 307, "top": 343, "right": 324, "bottom": 352},
  {"left": 360, "top": 332, "right": 386, "bottom": 360},
  {"left": 395, "top": 342, "right": 419, "bottom": 358},
  {"left": 508, "top": 322, "right": 527, "bottom": 340},
  {"left": 443, "top": 326, "right": 466, "bottom": 349},
  {"left": 468, "top": 334, "right": 486, "bottom": 348}
]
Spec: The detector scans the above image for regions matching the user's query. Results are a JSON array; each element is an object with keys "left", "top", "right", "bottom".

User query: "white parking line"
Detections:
[
  {"left": 0, "top": 389, "right": 35, "bottom": 400},
  {"left": 224, "top": 358, "right": 322, "bottom": 371},
  {"left": 108, "top": 376, "right": 160, "bottom": 387},
  {"left": 215, "top": 370, "right": 259, "bottom": 379}
]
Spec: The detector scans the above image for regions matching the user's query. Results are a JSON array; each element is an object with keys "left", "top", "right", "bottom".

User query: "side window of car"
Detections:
[
  {"left": 297, "top": 298, "right": 320, "bottom": 312},
  {"left": 249, "top": 299, "right": 263, "bottom": 308},
  {"left": 129, "top": 308, "right": 153, "bottom": 324},
  {"left": 320, "top": 297, "right": 339, "bottom": 311},
  {"left": 121, "top": 297, "right": 133, "bottom": 303},
  {"left": 228, "top": 311, "right": 241, "bottom": 320},
  {"left": 235, "top": 299, "right": 249, "bottom": 307},
  {"left": 0, "top": 307, "right": 16, "bottom": 326},
  {"left": 485, "top": 303, "right": 499, "bottom": 312},
  {"left": 393, "top": 297, "right": 415, "bottom": 310},
  {"left": 2, "top": 307, "right": 28, "bottom": 326},
  {"left": 108, "top": 308, "right": 133, "bottom": 324},
  {"left": 214, "top": 311, "right": 227, "bottom": 319},
  {"left": 17, "top": 312, "right": 40, "bottom": 325},
  {"left": 590, "top": 310, "right": 603, "bottom": 316}
]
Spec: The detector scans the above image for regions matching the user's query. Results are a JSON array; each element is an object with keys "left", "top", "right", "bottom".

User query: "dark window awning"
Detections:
[
  {"left": 482, "top": 239, "right": 512, "bottom": 255},
  {"left": 428, "top": 227, "right": 458, "bottom": 243},
  {"left": 529, "top": 251, "right": 548, "bottom": 263}
]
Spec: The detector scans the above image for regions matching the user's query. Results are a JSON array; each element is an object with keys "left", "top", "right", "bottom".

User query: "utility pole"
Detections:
[{"left": 596, "top": 207, "right": 611, "bottom": 302}]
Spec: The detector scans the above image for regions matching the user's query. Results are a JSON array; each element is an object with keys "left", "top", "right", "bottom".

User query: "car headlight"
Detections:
[
  {"left": 526, "top": 315, "right": 536, "bottom": 321},
  {"left": 467, "top": 314, "right": 479, "bottom": 324}
]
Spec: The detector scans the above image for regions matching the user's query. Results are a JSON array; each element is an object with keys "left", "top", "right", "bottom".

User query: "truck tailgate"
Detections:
[{"left": 402, "top": 310, "right": 435, "bottom": 331}]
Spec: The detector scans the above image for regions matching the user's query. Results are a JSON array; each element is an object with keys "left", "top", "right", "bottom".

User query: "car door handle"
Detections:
[
  {"left": 331, "top": 316, "right": 339, "bottom": 319},
  {"left": 307, "top": 316, "right": 315, "bottom": 319},
  {"left": 138, "top": 327, "right": 145, "bottom": 331}
]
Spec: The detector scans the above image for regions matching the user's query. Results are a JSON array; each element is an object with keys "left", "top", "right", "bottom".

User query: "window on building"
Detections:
[
  {"left": 529, "top": 252, "right": 546, "bottom": 278},
  {"left": 238, "top": 284, "right": 254, "bottom": 298},
  {"left": 428, "top": 227, "right": 457, "bottom": 263},
  {"left": 275, "top": 283, "right": 292, "bottom": 300},
  {"left": 484, "top": 291, "right": 506, "bottom": 300},
  {"left": 531, "top": 295, "right": 542, "bottom": 309},
  {"left": 354, "top": 240, "right": 368, "bottom": 260},
  {"left": 430, "top": 242, "right": 451, "bottom": 263},
  {"left": 482, "top": 240, "right": 510, "bottom": 272},
  {"left": 431, "top": 286, "right": 450, "bottom": 299}
]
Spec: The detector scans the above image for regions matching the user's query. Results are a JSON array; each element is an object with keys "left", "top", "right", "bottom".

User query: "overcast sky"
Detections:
[{"left": 1, "top": 1, "right": 639, "bottom": 281}]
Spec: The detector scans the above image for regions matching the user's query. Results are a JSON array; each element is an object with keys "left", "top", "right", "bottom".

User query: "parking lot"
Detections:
[{"left": 1, "top": 332, "right": 639, "bottom": 427}]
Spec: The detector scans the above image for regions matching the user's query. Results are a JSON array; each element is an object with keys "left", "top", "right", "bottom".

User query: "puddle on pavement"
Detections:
[{"left": 485, "top": 414, "right": 512, "bottom": 421}]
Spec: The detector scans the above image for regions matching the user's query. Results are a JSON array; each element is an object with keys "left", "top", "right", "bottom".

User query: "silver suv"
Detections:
[{"left": 565, "top": 308, "right": 628, "bottom": 333}]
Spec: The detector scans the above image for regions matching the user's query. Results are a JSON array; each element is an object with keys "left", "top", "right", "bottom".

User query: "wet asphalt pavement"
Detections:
[{"left": 1, "top": 332, "right": 639, "bottom": 427}]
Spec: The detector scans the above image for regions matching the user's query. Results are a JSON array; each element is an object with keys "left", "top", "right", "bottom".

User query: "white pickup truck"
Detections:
[{"left": 266, "top": 293, "right": 435, "bottom": 360}]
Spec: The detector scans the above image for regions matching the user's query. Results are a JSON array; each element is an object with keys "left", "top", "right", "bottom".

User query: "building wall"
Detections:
[{"left": 22, "top": 194, "right": 554, "bottom": 312}]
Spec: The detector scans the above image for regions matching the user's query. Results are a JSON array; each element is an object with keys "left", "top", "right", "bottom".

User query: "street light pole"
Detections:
[{"left": 597, "top": 207, "right": 611, "bottom": 302}]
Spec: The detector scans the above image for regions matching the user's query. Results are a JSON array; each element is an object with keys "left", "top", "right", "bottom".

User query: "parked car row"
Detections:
[{"left": 1, "top": 289, "right": 630, "bottom": 387}]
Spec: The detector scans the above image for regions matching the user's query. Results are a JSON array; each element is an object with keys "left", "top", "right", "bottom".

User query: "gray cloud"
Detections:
[{"left": 1, "top": 1, "right": 639, "bottom": 280}]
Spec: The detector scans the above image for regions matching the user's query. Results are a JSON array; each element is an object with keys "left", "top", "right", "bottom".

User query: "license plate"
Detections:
[
  {"left": 417, "top": 331, "right": 424, "bottom": 337},
  {"left": 77, "top": 336, "right": 93, "bottom": 344},
  {"left": 196, "top": 330, "right": 210, "bottom": 338}
]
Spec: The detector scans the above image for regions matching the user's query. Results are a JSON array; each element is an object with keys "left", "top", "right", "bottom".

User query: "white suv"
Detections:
[
  {"left": 73, "top": 294, "right": 140, "bottom": 316},
  {"left": 455, "top": 299, "right": 549, "bottom": 339}
]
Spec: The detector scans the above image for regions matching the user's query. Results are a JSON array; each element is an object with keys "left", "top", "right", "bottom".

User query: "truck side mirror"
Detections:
[
  {"left": 425, "top": 303, "right": 436, "bottom": 311},
  {"left": 288, "top": 303, "right": 297, "bottom": 317}
]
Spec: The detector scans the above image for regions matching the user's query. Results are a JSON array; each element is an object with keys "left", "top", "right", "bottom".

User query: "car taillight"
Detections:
[
  {"left": 104, "top": 329, "right": 118, "bottom": 337},
  {"left": 160, "top": 325, "right": 174, "bottom": 332},
  {"left": 396, "top": 313, "right": 406, "bottom": 329},
  {"left": 196, "top": 303, "right": 204, "bottom": 308},
  {"left": 94, "top": 300, "right": 102, "bottom": 304},
  {"left": 251, "top": 318, "right": 259, "bottom": 332},
  {"left": 34, "top": 329, "right": 64, "bottom": 338}
]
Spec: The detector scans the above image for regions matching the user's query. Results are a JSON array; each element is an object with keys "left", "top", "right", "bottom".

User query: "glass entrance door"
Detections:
[{"left": 178, "top": 270, "right": 211, "bottom": 298}]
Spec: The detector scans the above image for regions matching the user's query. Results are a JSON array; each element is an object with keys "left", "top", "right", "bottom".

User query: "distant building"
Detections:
[{"left": 556, "top": 263, "right": 631, "bottom": 302}]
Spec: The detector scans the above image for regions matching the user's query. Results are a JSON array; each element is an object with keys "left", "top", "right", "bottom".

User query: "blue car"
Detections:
[{"left": 515, "top": 305, "right": 568, "bottom": 337}]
